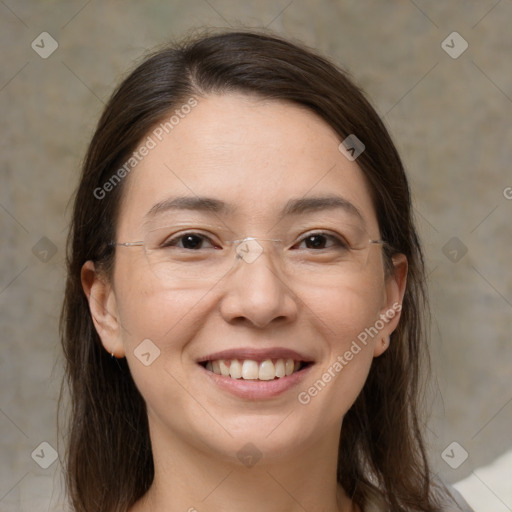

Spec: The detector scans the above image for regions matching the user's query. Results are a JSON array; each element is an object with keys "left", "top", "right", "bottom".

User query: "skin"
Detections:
[{"left": 82, "top": 93, "right": 407, "bottom": 512}]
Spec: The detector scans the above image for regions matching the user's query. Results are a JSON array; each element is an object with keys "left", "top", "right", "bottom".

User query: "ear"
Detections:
[
  {"left": 373, "top": 253, "right": 408, "bottom": 357},
  {"left": 81, "top": 260, "right": 126, "bottom": 358}
]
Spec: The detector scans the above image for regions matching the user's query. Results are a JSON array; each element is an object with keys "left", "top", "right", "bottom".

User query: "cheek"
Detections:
[
  {"left": 113, "top": 280, "right": 210, "bottom": 430},
  {"left": 303, "top": 270, "right": 385, "bottom": 344},
  {"left": 113, "top": 250, "right": 209, "bottom": 343},
  {"left": 116, "top": 284, "right": 208, "bottom": 346},
  {"left": 295, "top": 275, "right": 384, "bottom": 417},
  {"left": 113, "top": 265, "right": 217, "bottom": 406}
]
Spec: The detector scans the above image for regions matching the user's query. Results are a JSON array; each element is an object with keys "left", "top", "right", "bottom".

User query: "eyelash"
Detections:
[{"left": 160, "top": 231, "right": 349, "bottom": 250}]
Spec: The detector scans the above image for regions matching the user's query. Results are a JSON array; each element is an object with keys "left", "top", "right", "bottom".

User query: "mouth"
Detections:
[
  {"left": 196, "top": 348, "right": 315, "bottom": 400},
  {"left": 199, "top": 358, "right": 312, "bottom": 380},
  {"left": 197, "top": 347, "right": 314, "bottom": 381}
]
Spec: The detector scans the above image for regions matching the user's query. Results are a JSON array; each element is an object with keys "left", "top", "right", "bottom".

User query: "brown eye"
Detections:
[
  {"left": 304, "top": 234, "right": 328, "bottom": 249},
  {"left": 296, "top": 232, "right": 349, "bottom": 250},
  {"left": 162, "top": 233, "right": 215, "bottom": 250}
]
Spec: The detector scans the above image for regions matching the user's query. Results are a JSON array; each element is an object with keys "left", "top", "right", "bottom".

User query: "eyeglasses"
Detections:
[{"left": 110, "top": 224, "right": 387, "bottom": 289}]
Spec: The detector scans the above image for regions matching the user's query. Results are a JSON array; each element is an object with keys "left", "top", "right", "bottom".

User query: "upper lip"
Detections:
[{"left": 197, "top": 347, "right": 314, "bottom": 364}]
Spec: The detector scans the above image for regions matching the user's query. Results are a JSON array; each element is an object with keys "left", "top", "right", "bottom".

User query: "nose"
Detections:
[{"left": 218, "top": 240, "right": 299, "bottom": 329}]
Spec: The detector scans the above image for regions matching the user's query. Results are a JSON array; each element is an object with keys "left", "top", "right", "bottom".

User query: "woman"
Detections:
[{"left": 60, "top": 30, "right": 474, "bottom": 512}]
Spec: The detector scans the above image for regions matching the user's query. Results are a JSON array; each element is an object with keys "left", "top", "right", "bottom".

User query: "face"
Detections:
[{"left": 84, "top": 93, "right": 406, "bottom": 465}]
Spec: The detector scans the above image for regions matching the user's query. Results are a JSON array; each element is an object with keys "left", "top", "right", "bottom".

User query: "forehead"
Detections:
[{"left": 117, "top": 93, "right": 378, "bottom": 236}]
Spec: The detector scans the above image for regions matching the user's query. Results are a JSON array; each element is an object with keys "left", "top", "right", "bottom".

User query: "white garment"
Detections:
[{"left": 453, "top": 450, "right": 512, "bottom": 512}]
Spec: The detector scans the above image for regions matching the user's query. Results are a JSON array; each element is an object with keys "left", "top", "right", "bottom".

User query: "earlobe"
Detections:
[
  {"left": 374, "top": 334, "right": 391, "bottom": 357},
  {"left": 81, "top": 260, "right": 126, "bottom": 358}
]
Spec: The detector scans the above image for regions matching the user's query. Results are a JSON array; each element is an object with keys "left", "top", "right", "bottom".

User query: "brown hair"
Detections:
[{"left": 61, "top": 29, "right": 440, "bottom": 512}]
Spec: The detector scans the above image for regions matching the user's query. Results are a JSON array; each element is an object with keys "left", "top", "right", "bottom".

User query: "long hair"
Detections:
[{"left": 60, "top": 29, "right": 438, "bottom": 512}]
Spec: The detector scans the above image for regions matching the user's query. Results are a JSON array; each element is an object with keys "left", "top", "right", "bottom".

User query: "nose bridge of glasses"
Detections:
[{"left": 227, "top": 236, "right": 283, "bottom": 265}]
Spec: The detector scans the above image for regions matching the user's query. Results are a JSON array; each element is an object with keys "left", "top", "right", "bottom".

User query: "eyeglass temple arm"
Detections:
[{"left": 109, "top": 241, "right": 144, "bottom": 247}]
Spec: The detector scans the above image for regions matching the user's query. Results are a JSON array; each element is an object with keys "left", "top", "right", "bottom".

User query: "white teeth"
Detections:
[
  {"left": 275, "top": 359, "right": 285, "bottom": 378},
  {"left": 204, "top": 357, "right": 304, "bottom": 380},
  {"left": 211, "top": 360, "right": 221, "bottom": 375},
  {"left": 229, "top": 359, "right": 242, "bottom": 379},
  {"left": 242, "top": 360, "right": 259, "bottom": 380},
  {"left": 219, "top": 359, "right": 230, "bottom": 377},
  {"left": 258, "top": 359, "right": 275, "bottom": 381}
]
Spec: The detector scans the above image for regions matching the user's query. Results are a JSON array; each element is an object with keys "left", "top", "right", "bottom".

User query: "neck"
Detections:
[{"left": 131, "top": 417, "right": 354, "bottom": 512}]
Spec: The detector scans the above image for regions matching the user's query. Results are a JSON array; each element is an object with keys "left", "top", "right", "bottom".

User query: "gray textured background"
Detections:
[{"left": 1, "top": 1, "right": 511, "bottom": 510}]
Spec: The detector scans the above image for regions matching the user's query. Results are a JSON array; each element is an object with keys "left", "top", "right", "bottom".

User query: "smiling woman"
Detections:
[{"left": 60, "top": 30, "right": 474, "bottom": 512}]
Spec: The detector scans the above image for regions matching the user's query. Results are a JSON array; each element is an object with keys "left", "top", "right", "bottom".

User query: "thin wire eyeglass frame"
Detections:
[{"left": 108, "top": 234, "right": 388, "bottom": 282}]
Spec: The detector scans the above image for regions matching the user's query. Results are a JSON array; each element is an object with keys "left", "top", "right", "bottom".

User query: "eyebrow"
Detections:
[{"left": 144, "top": 194, "right": 365, "bottom": 224}]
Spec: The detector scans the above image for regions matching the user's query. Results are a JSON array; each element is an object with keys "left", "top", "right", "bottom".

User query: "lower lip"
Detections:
[{"left": 199, "top": 364, "right": 313, "bottom": 400}]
